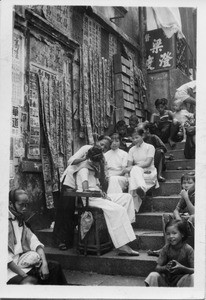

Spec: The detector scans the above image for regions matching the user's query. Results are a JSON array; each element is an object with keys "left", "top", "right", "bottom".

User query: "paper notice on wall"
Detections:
[
  {"left": 14, "top": 137, "right": 25, "bottom": 158},
  {"left": 12, "top": 105, "right": 20, "bottom": 136},
  {"left": 12, "top": 30, "right": 24, "bottom": 106}
]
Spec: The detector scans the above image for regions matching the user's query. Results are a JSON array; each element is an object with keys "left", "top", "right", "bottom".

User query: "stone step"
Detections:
[
  {"left": 163, "top": 169, "right": 189, "bottom": 180},
  {"left": 63, "top": 269, "right": 145, "bottom": 286},
  {"left": 134, "top": 229, "right": 164, "bottom": 251},
  {"left": 133, "top": 212, "right": 166, "bottom": 231},
  {"left": 166, "top": 159, "right": 195, "bottom": 170},
  {"left": 165, "top": 142, "right": 185, "bottom": 150},
  {"left": 166, "top": 149, "right": 185, "bottom": 159},
  {"left": 140, "top": 195, "right": 180, "bottom": 213},
  {"left": 152, "top": 179, "right": 181, "bottom": 196},
  {"left": 45, "top": 247, "right": 157, "bottom": 277},
  {"left": 36, "top": 226, "right": 165, "bottom": 251}
]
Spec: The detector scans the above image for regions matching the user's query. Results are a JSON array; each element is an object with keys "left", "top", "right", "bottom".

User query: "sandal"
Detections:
[{"left": 59, "top": 243, "right": 68, "bottom": 251}]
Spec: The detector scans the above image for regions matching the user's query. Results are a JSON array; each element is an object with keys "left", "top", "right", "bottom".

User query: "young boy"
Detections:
[
  {"left": 8, "top": 189, "right": 67, "bottom": 285},
  {"left": 104, "top": 133, "right": 129, "bottom": 193},
  {"left": 173, "top": 172, "right": 195, "bottom": 239}
]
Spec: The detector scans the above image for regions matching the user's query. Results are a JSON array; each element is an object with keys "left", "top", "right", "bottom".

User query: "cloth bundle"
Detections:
[
  {"left": 17, "top": 251, "right": 42, "bottom": 268},
  {"left": 80, "top": 211, "right": 94, "bottom": 240}
]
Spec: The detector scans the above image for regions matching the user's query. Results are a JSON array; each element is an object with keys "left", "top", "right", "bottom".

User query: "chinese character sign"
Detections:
[{"left": 145, "top": 28, "right": 174, "bottom": 71}]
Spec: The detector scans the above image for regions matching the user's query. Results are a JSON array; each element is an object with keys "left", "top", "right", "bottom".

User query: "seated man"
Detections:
[
  {"left": 53, "top": 135, "right": 111, "bottom": 250},
  {"left": 104, "top": 133, "right": 129, "bottom": 194},
  {"left": 66, "top": 145, "right": 139, "bottom": 256},
  {"left": 8, "top": 189, "right": 67, "bottom": 285}
]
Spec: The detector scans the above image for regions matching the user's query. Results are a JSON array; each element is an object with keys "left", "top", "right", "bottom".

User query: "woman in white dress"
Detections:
[
  {"left": 68, "top": 146, "right": 139, "bottom": 256},
  {"left": 123, "top": 127, "right": 159, "bottom": 212},
  {"left": 104, "top": 133, "right": 129, "bottom": 194}
]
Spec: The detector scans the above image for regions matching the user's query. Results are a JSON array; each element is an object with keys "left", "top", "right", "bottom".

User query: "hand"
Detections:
[
  {"left": 180, "top": 189, "right": 188, "bottom": 199},
  {"left": 38, "top": 261, "right": 49, "bottom": 281},
  {"left": 169, "top": 260, "right": 183, "bottom": 274},
  {"left": 101, "top": 191, "right": 111, "bottom": 201}
]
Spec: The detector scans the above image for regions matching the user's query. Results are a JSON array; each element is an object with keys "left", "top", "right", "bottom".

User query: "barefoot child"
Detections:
[{"left": 145, "top": 219, "right": 194, "bottom": 287}]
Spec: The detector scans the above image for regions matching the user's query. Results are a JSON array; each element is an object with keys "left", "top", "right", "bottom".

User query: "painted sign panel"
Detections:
[{"left": 145, "top": 28, "right": 174, "bottom": 72}]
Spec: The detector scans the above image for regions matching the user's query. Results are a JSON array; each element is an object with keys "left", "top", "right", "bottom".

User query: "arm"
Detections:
[
  {"left": 173, "top": 196, "right": 185, "bottom": 220},
  {"left": 173, "top": 208, "right": 182, "bottom": 221},
  {"left": 36, "top": 246, "right": 49, "bottom": 280},
  {"left": 170, "top": 260, "right": 194, "bottom": 275},
  {"left": 136, "top": 157, "right": 153, "bottom": 168},
  {"left": 8, "top": 261, "right": 28, "bottom": 278},
  {"left": 68, "top": 145, "right": 91, "bottom": 165},
  {"left": 179, "top": 190, "right": 195, "bottom": 215}
]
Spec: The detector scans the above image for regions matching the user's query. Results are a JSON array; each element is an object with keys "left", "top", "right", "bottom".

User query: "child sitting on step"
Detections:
[
  {"left": 145, "top": 219, "right": 194, "bottom": 287},
  {"left": 173, "top": 172, "right": 195, "bottom": 245},
  {"left": 147, "top": 171, "right": 195, "bottom": 257},
  {"left": 8, "top": 189, "right": 67, "bottom": 285}
]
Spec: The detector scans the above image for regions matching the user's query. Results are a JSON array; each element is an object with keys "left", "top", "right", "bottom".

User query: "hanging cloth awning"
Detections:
[{"left": 146, "top": 7, "right": 185, "bottom": 39}]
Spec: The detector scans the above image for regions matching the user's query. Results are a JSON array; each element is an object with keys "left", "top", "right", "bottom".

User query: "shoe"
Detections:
[
  {"left": 147, "top": 249, "right": 160, "bottom": 257},
  {"left": 158, "top": 176, "right": 166, "bottom": 182},
  {"left": 118, "top": 250, "right": 139, "bottom": 256},
  {"left": 136, "top": 187, "right": 146, "bottom": 198},
  {"left": 177, "top": 166, "right": 183, "bottom": 170}
]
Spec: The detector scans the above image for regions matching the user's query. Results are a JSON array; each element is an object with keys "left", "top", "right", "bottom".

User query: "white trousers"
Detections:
[
  {"left": 129, "top": 166, "right": 158, "bottom": 212},
  {"left": 107, "top": 176, "right": 128, "bottom": 194},
  {"left": 86, "top": 193, "right": 136, "bottom": 249},
  {"left": 145, "top": 272, "right": 194, "bottom": 287}
]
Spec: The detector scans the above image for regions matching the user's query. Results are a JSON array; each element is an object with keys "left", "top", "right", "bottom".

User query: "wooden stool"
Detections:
[{"left": 64, "top": 190, "right": 113, "bottom": 256}]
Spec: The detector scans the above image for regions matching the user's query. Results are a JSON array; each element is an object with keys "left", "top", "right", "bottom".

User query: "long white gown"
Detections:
[
  {"left": 104, "top": 148, "right": 129, "bottom": 193},
  {"left": 74, "top": 167, "right": 136, "bottom": 249},
  {"left": 128, "top": 142, "right": 159, "bottom": 212}
]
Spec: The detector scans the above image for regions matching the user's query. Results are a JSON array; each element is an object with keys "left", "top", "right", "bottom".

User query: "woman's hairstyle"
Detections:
[
  {"left": 129, "top": 114, "right": 139, "bottom": 123},
  {"left": 110, "top": 132, "right": 120, "bottom": 141},
  {"left": 98, "top": 135, "right": 111, "bottom": 144},
  {"left": 9, "top": 189, "right": 27, "bottom": 204},
  {"left": 132, "top": 127, "right": 144, "bottom": 137},
  {"left": 87, "top": 145, "right": 104, "bottom": 162},
  {"left": 155, "top": 98, "right": 168, "bottom": 107},
  {"left": 116, "top": 120, "right": 126, "bottom": 130},
  {"left": 165, "top": 219, "right": 188, "bottom": 241},
  {"left": 181, "top": 172, "right": 195, "bottom": 185}
]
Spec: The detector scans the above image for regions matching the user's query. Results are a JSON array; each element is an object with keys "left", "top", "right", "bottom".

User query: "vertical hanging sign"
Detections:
[{"left": 28, "top": 72, "right": 41, "bottom": 159}]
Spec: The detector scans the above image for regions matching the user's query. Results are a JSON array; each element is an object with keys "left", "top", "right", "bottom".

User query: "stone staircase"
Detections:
[{"left": 36, "top": 141, "right": 195, "bottom": 283}]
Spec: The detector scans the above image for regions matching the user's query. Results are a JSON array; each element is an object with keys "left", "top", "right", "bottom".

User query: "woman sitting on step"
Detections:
[
  {"left": 104, "top": 133, "right": 129, "bottom": 194},
  {"left": 122, "top": 127, "right": 159, "bottom": 212},
  {"left": 64, "top": 145, "right": 139, "bottom": 256}
]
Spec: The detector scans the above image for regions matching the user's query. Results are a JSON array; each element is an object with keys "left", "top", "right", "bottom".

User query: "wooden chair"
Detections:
[{"left": 63, "top": 189, "right": 113, "bottom": 256}]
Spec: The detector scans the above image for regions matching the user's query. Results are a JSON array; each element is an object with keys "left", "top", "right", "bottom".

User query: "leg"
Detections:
[
  {"left": 129, "top": 166, "right": 147, "bottom": 212},
  {"left": 145, "top": 272, "right": 167, "bottom": 287},
  {"left": 107, "top": 192, "right": 135, "bottom": 223},
  {"left": 154, "top": 149, "right": 165, "bottom": 182},
  {"left": 107, "top": 176, "right": 128, "bottom": 194},
  {"left": 177, "top": 274, "right": 194, "bottom": 287},
  {"left": 38, "top": 261, "right": 68, "bottom": 285},
  {"left": 88, "top": 197, "right": 136, "bottom": 249},
  {"left": 7, "top": 274, "right": 38, "bottom": 285},
  {"left": 53, "top": 186, "right": 76, "bottom": 249}
]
